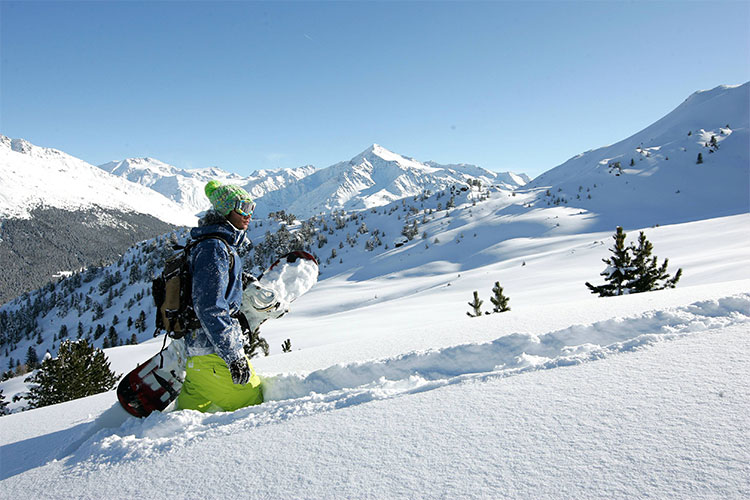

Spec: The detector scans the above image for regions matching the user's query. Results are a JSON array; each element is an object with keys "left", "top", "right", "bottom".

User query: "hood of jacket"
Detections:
[{"left": 190, "top": 210, "right": 246, "bottom": 247}]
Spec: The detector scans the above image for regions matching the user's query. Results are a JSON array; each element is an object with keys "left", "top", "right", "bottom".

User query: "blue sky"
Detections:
[{"left": 2, "top": 1, "right": 748, "bottom": 179}]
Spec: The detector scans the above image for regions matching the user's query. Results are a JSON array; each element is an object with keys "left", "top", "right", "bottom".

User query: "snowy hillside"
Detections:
[
  {"left": 0, "top": 136, "right": 196, "bottom": 227},
  {"left": 99, "top": 158, "right": 315, "bottom": 216},
  {"left": 524, "top": 83, "right": 749, "bottom": 229},
  {"left": 257, "top": 144, "right": 528, "bottom": 218},
  {"left": 0, "top": 213, "right": 748, "bottom": 498},
  {"left": 0, "top": 136, "right": 199, "bottom": 304}
]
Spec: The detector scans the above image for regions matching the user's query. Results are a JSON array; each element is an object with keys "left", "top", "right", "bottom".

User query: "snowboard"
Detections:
[{"left": 117, "top": 250, "right": 319, "bottom": 418}]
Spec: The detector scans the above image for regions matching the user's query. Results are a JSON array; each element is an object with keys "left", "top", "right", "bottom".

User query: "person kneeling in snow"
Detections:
[{"left": 177, "top": 180, "right": 285, "bottom": 413}]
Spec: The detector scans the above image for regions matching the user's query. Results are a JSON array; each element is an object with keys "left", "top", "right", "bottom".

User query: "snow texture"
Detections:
[{"left": 260, "top": 254, "right": 319, "bottom": 305}]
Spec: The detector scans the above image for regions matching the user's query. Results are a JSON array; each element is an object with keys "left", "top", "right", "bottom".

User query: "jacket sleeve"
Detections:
[{"left": 190, "top": 240, "right": 245, "bottom": 365}]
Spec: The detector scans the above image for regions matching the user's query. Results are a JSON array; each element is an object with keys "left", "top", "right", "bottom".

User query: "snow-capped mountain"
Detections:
[
  {"left": 524, "top": 83, "right": 749, "bottom": 229},
  {"left": 100, "top": 146, "right": 527, "bottom": 219},
  {"left": 256, "top": 144, "right": 529, "bottom": 218},
  {"left": 0, "top": 137, "right": 198, "bottom": 304},
  {"left": 0, "top": 136, "right": 196, "bottom": 226},
  {"left": 98, "top": 158, "right": 315, "bottom": 216}
]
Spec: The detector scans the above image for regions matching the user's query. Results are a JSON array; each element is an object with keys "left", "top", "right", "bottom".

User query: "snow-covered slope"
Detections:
[
  {"left": 0, "top": 136, "right": 196, "bottom": 227},
  {"left": 257, "top": 144, "right": 528, "bottom": 217},
  {"left": 98, "top": 158, "right": 315, "bottom": 216},
  {"left": 524, "top": 83, "right": 749, "bottom": 229},
  {"left": 0, "top": 214, "right": 748, "bottom": 499}
]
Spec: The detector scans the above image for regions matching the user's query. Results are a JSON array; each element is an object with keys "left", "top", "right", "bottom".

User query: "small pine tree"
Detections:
[
  {"left": 281, "top": 339, "right": 292, "bottom": 353},
  {"left": 24, "top": 339, "right": 118, "bottom": 409},
  {"left": 244, "top": 329, "right": 270, "bottom": 359},
  {"left": 626, "top": 232, "right": 682, "bottom": 293},
  {"left": 490, "top": 282, "right": 511, "bottom": 313},
  {"left": 587, "top": 228, "right": 682, "bottom": 296},
  {"left": 0, "top": 389, "right": 9, "bottom": 416},
  {"left": 467, "top": 291, "right": 483, "bottom": 318},
  {"left": 586, "top": 227, "right": 634, "bottom": 297},
  {"left": 697, "top": 152, "right": 703, "bottom": 164}
]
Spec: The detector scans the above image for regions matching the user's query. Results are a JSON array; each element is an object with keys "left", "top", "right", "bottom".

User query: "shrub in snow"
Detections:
[
  {"left": 467, "top": 291, "right": 483, "bottom": 318},
  {"left": 0, "top": 388, "right": 9, "bottom": 415},
  {"left": 401, "top": 220, "right": 419, "bottom": 241},
  {"left": 627, "top": 232, "right": 682, "bottom": 293},
  {"left": 490, "top": 282, "right": 511, "bottom": 313},
  {"left": 24, "top": 339, "right": 118, "bottom": 409},
  {"left": 586, "top": 227, "right": 682, "bottom": 297},
  {"left": 244, "top": 329, "right": 269, "bottom": 359},
  {"left": 282, "top": 339, "right": 292, "bottom": 353},
  {"left": 585, "top": 227, "right": 632, "bottom": 296}
]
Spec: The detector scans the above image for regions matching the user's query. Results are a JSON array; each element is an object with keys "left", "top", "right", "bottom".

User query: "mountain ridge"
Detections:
[{"left": 97, "top": 143, "right": 528, "bottom": 219}]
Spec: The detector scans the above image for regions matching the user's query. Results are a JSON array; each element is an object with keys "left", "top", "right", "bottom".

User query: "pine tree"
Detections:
[
  {"left": 0, "top": 389, "right": 9, "bottom": 416},
  {"left": 244, "top": 329, "right": 270, "bottom": 359},
  {"left": 134, "top": 310, "right": 147, "bottom": 333},
  {"left": 467, "top": 291, "right": 483, "bottom": 318},
  {"left": 626, "top": 232, "right": 683, "bottom": 293},
  {"left": 281, "top": 339, "right": 292, "bottom": 353},
  {"left": 587, "top": 228, "right": 682, "bottom": 296},
  {"left": 586, "top": 227, "right": 634, "bottom": 296},
  {"left": 697, "top": 152, "right": 703, "bottom": 164},
  {"left": 24, "top": 339, "right": 118, "bottom": 409},
  {"left": 108, "top": 326, "right": 119, "bottom": 347},
  {"left": 94, "top": 324, "right": 106, "bottom": 340},
  {"left": 25, "top": 346, "right": 39, "bottom": 370},
  {"left": 490, "top": 282, "right": 511, "bottom": 313}
]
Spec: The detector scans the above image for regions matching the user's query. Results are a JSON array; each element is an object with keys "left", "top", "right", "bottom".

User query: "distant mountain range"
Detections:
[
  {"left": 0, "top": 136, "right": 528, "bottom": 304},
  {"left": 0, "top": 137, "right": 191, "bottom": 304},
  {"left": 0, "top": 82, "right": 747, "bottom": 306},
  {"left": 97, "top": 158, "right": 316, "bottom": 217},
  {"left": 98, "top": 144, "right": 529, "bottom": 219}
]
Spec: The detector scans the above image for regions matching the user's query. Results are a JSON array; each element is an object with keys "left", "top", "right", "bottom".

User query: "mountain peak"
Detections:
[{"left": 353, "top": 143, "right": 414, "bottom": 166}]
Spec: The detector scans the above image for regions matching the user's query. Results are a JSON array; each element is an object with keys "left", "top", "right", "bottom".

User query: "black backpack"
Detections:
[{"left": 152, "top": 235, "right": 234, "bottom": 339}]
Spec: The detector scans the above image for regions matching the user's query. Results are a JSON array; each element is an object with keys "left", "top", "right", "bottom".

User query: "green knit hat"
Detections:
[{"left": 204, "top": 180, "right": 254, "bottom": 216}]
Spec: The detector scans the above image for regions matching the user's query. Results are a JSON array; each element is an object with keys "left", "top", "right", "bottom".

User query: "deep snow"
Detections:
[{"left": 1, "top": 214, "right": 748, "bottom": 499}]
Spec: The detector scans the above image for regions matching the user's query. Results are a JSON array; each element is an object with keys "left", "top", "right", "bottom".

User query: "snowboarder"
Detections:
[{"left": 176, "top": 180, "right": 271, "bottom": 412}]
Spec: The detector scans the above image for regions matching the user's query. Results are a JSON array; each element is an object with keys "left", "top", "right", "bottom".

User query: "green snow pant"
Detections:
[{"left": 177, "top": 354, "right": 263, "bottom": 412}]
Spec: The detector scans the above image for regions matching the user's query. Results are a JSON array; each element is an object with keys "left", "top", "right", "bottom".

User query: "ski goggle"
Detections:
[{"left": 233, "top": 199, "right": 255, "bottom": 217}]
